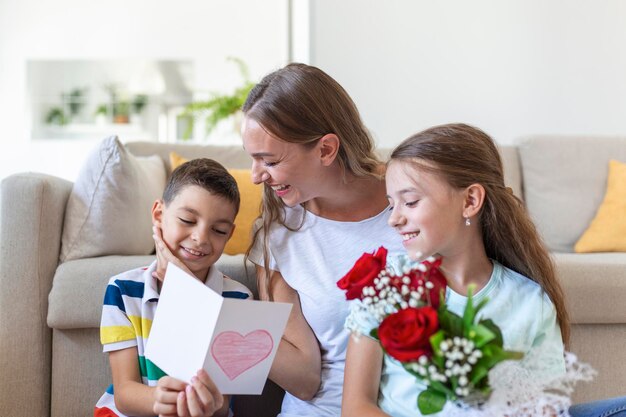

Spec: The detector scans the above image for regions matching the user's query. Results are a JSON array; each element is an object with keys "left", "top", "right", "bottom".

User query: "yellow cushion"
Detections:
[
  {"left": 169, "top": 152, "right": 262, "bottom": 255},
  {"left": 575, "top": 160, "right": 626, "bottom": 253}
]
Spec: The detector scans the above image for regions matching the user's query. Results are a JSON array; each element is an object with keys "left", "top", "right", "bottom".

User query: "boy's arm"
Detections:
[
  {"left": 109, "top": 347, "right": 157, "bottom": 416},
  {"left": 259, "top": 266, "right": 322, "bottom": 400},
  {"left": 111, "top": 348, "right": 229, "bottom": 417}
]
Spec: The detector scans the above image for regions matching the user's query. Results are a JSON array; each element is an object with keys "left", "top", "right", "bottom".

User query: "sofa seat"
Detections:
[{"left": 554, "top": 253, "right": 626, "bottom": 324}]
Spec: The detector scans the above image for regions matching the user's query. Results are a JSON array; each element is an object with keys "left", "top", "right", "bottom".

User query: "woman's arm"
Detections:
[
  {"left": 341, "top": 334, "right": 389, "bottom": 417},
  {"left": 259, "top": 265, "right": 322, "bottom": 400}
]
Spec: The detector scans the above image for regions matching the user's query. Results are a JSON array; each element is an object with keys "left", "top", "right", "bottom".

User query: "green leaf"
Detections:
[
  {"left": 418, "top": 387, "right": 447, "bottom": 415},
  {"left": 462, "top": 284, "right": 477, "bottom": 329},
  {"left": 428, "top": 379, "right": 455, "bottom": 397},
  {"left": 370, "top": 327, "right": 379, "bottom": 340},
  {"left": 468, "top": 323, "right": 496, "bottom": 348},
  {"left": 438, "top": 308, "right": 464, "bottom": 336},
  {"left": 479, "top": 319, "right": 504, "bottom": 346},
  {"left": 430, "top": 330, "right": 446, "bottom": 355},
  {"left": 469, "top": 363, "right": 490, "bottom": 386}
]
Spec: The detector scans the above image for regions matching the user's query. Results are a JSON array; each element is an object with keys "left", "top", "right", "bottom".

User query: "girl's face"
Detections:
[
  {"left": 242, "top": 117, "right": 322, "bottom": 207},
  {"left": 386, "top": 161, "right": 468, "bottom": 261}
]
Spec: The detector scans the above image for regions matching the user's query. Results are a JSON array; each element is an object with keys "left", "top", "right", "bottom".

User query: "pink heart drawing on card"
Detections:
[{"left": 211, "top": 330, "right": 274, "bottom": 380}]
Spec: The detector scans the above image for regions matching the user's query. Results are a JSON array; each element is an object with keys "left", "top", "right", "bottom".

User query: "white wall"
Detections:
[
  {"left": 0, "top": 0, "right": 288, "bottom": 181},
  {"left": 309, "top": 0, "right": 626, "bottom": 147},
  {"left": 4, "top": 1, "right": 626, "bottom": 181}
]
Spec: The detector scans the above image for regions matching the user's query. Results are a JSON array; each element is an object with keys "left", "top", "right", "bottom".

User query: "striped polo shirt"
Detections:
[{"left": 94, "top": 260, "right": 251, "bottom": 417}]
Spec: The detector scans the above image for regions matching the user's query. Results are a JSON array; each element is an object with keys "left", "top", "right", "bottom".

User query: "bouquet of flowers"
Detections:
[{"left": 337, "top": 247, "right": 524, "bottom": 415}]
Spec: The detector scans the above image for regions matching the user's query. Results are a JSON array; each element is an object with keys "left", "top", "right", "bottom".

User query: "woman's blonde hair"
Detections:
[
  {"left": 390, "top": 123, "right": 570, "bottom": 346},
  {"left": 243, "top": 63, "right": 381, "bottom": 299}
]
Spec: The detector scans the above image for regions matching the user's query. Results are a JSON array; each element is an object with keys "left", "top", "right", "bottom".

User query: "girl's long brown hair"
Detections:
[
  {"left": 390, "top": 123, "right": 570, "bottom": 346},
  {"left": 243, "top": 63, "right": 382, "bottom": 300}
]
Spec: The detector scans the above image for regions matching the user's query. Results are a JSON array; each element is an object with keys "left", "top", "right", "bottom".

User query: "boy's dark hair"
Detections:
[{"left": 162, "top": 158, "right": 240, "bottom": 213}]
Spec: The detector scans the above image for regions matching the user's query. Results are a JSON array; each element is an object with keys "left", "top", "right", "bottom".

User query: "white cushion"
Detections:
[{"left": 60, "top": 136, "right": 166, "bottom": 262}]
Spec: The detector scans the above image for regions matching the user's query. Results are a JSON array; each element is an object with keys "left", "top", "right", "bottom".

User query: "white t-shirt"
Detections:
[
  {"left": 347, "top": 258, "right": 566, "bottom": 417},
  {"left": 248, "top": 204, "right": 404, "bottom": 417}
]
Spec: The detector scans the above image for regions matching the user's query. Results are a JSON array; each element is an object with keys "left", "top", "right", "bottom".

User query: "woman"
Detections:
[{"left": 241, "top": 63, "right": 404, "bottom": 417}]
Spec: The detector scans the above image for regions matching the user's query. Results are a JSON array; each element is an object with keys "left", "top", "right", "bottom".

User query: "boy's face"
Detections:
[{"left": 152, "top": 185, "right": 237, "bottom": 282}]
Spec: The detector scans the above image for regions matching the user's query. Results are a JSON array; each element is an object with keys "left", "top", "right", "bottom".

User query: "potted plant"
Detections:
[
  {"left": 181, "top": 57, "right": 255, "bottom": 140},
  {"left": 94, "top": 104, "right": 109, "bottom": 125},
  {"left": 45, "top": 107, "right": 68, "bottom": 125}
]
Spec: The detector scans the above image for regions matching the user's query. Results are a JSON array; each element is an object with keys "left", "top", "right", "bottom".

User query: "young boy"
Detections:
[{"left": 95, "top": 158, "right": 252, "bottom": 417}]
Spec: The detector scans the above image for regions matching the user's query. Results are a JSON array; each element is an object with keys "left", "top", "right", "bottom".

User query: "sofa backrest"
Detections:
[
  {"left": 499, "top": 145, "right": 523, "bottom": 200},
  {"left": 517, "top": 135, "right": 626, "bottom": 253},
  {"left": 126, "top": 141, "right": 254, "bottom": 171}
]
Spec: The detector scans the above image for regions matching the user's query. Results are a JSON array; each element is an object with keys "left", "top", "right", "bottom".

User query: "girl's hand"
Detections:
[{"left": 152, "top": 225, "right": 192, "bottom": 280}]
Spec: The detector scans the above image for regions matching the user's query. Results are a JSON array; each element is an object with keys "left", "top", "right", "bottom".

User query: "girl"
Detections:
[{"left": 341, "top": 123, "right": 625, "bottom": 417}]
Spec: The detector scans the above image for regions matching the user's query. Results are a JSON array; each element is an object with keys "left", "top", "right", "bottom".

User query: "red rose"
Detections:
[
  {"left": 423, "top": 258, "right": 447, "bottom": 309},
  {"left": 378, "top": 306, "right": 439, "bottom": 362},
  {"left": 337, "top": 246, "right": 387, "bottom": 300}
]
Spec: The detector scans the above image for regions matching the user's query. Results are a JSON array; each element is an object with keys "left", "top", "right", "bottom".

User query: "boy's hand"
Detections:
[
  {"left": 152, "top": 225, "right": 193, "bottom": 280},
  {"left": 153, "top": 370, "right": 224, "bottom": 417},
  {"left": 153, "top": 376, "right": 186, "bottom": 416},
  {"left": 177, "top": 369, "right": 225, "bottom": 417}
]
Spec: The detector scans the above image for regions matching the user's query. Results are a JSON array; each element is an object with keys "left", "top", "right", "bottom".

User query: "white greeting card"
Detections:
[{"left": 145, "top": 263, "right": 292, "bottom": 394}]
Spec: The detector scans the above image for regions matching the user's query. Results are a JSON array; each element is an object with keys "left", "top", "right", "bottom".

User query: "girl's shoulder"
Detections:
[{"left": 496, "top": 263, "right": 555, "bottom": 308}]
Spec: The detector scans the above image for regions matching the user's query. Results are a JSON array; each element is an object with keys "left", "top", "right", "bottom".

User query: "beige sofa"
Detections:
[{"left": 1, "top": 136, "right": 625, "bottom": 417}]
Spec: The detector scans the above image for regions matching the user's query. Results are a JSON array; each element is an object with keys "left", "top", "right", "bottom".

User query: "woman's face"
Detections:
[
  {"left": 242, "top": 117, "right": 322, "bottom": 207},
  {"left": 385, "top": 160, "right": 467, "bottom": 261}
]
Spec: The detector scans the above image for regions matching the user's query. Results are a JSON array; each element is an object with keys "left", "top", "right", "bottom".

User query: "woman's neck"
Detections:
[{"left": 305, "top": 169, "right": 388, "bottom": 221}]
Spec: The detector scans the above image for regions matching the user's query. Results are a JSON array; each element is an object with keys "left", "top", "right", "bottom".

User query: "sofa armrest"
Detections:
[{"left": 0, "top": 173, "right": 72, "bottom": 417}]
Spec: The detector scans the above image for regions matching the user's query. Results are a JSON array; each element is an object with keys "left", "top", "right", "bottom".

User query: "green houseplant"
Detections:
[{"left": 181, "top": 57, "right": 255, "bottom": 139}]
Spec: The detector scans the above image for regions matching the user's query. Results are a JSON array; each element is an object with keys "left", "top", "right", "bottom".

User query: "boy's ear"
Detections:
[
  {"left": 151, "top": 199, "right": 164, "bottom": 226},
  {"left": 463, "top": 183, "right": 485, "bottom": 217},
  {"left": 317, "top": 133, "right": 340, "bottom": 166}
]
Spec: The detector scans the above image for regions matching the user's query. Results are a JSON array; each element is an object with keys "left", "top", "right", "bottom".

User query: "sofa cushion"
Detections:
[
  {"left": 125, "top": 141, "right": 254, "bottom": 171},
  {"left": 60, "top": 136, "right": 166, "bottom": 261},
  {"left": 47, "top": 254, "right": 257, "bottom": 330},
  {"left": 575, "top": 159, "right": 626, "bottom": 252},
  {"left": 518, "top": 135, "right": 626, "bottom": 253},
  {"left": 553, "top": 252, "right": 626, "bottom": 324},
  {"left": 498, "top": 145, "right": 523, "bottom": 200}
]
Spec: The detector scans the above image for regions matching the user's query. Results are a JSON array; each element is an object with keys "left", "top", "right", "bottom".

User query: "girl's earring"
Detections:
[{"left": 465, "top": 216, "right": 471, "bottom": 226}]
